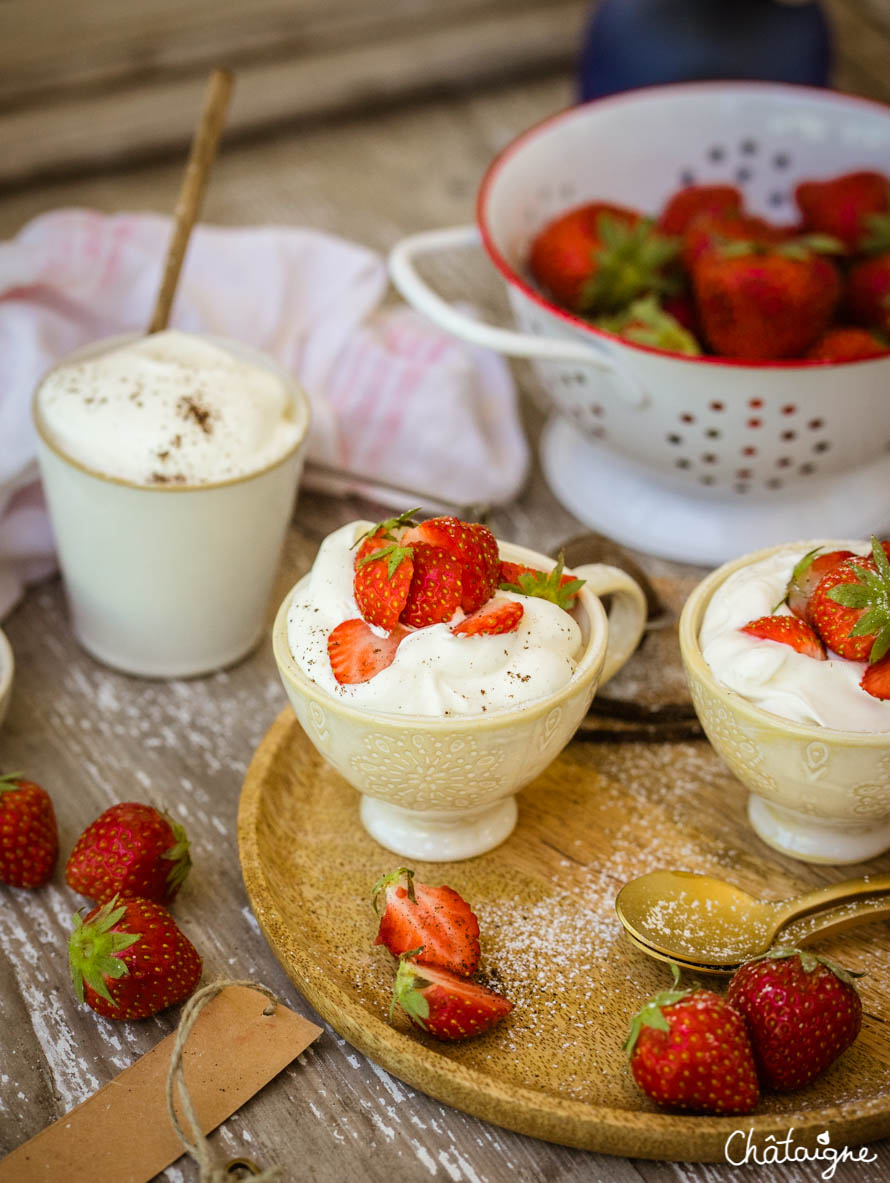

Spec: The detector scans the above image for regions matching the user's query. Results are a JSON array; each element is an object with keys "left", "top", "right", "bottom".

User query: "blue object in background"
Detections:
[{"left": 578, "top": 0, "right": 832, "bottom": 101}]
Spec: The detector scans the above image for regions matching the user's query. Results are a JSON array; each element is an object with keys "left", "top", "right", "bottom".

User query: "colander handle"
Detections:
[{"left": 389, "top": 225, "right": 649, "bottom": 408}]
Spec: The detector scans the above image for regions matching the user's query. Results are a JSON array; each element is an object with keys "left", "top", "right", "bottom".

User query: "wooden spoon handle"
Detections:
[{"left": 148, "top": 67, "right": 234, "bottom": 334}]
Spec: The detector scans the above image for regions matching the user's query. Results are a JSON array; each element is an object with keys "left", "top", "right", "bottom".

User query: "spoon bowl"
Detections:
[{"left": 616, "top": 869, "right": 890, "bottom": 966}]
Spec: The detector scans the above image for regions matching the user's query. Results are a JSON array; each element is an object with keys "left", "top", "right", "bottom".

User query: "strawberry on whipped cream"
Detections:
[
  {"left": 700, "top": 543, "right": 890, "bottom": 732},
  {"left": 286, "top": 522, "right": 583, "bottom": 716}
]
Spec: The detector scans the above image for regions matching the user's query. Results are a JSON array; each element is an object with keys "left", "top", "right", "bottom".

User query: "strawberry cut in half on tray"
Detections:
[
  {"left": 66, "top": 801, "right": 191, "bottom": 906},
  {"left": 390, "top": 951, "right": 512, "bottom": 1041},
  {"left": 68, "top": 895, "right": 202, "bottom": 1020},
  {"left": 373, "top": 867, "right": 481, "bottom": 976},
  {"left": 726, "top": 948, "right": 863, "bottom": 1091},
  {"left": 402, "top": 516, "right": 500, "bottom": 614},
  {"left": 625, "top": 966, "right": 759, "bottom": 1115},
  {"left": 740, "top": 615, "right": 826, "bottom": 660},
  {"left": 808, "top": 537, "right": 890, "bottom": 662},
  {"left": 328, "top": 619, "right": 409, "bottom": 685},
  {"left": 0, "top": 772, "right": 58, "bottom": 889}
]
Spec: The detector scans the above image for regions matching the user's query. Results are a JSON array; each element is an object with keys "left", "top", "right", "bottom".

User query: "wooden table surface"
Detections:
[{"left": 2, "top": 72, "right": 889, "bottom": 1183}]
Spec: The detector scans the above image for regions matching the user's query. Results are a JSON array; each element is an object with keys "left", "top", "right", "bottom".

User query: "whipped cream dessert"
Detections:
[
  {"left": 700, "top": 543, "right": 890, "bottom": 732},
  {"left": 287, "top": 522, "right": 583, "bottom": 716},
  {"left": 36, "top": 330, "right": 303, "bottom": 485}
]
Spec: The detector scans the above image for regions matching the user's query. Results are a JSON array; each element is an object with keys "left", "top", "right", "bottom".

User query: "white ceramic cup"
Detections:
[
  {"left": 274, "top": 537, "right": 647, "bottom": 860},
  {"left": 33, "top": 333, "right": 311, "bottom": 679}
]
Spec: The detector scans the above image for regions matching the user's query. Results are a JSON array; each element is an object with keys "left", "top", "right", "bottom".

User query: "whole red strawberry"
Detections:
[
  {"left": 373, "top": 867, "right": 481, "bottom": 976},
  {"left": 795, "top": 170, "right": 890, "bottom": 251},
  {"left": 681, "top": 209, "right": 786, "bottom": 273},
  {"left": 693, "top": 239, "right": 841, "bottom": 360},
  {"left": 727, "top": 948, "right": 862, "bottom": 1090},
  {"left": 784, "top": 547, "right": 856, "bottom": 621},
  {"left": 390, "top": 952, "right": 512, "bottom": 1041},
  {"left": 0, "top": 772, "right": 58, "bottom": 888},
  {"left": 658, "top": 183, "right": 742, "bottom": 237},
  {"left": 808, "top": 538, "right": 890, "bottom": 662},
  {"left": 68, "top": 895, "right": 202, "bottom": 1019},
  {"left": 847, "top": 255, "right": 890, "bottom": 334},
  {"left": 805, "top": 326, "right": 889, "bottom": 362},
  {"left": 66, "top": 802, "right": 191, "bottom": 906},
  {"left": 529, "top": 202, "right": 679, "bottom": 314},
  {"left": 596, "top": 294, "right": 702, "bottom": 356},
  {"left": 327, "top": 618, "right": 409, "bottom": 684},
  {"left": 625, "top": 969, "right": 759, "bottom": 1115}
]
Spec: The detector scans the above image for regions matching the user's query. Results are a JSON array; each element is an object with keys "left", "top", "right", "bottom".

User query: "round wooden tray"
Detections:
[{"left": 237, "top": 709, "right": 890, "bottom": 1162}]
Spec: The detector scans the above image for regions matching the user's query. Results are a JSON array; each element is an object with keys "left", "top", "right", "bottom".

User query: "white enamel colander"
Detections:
[{"left": 390, "top": 82, "right": 890, "bottom": 562}]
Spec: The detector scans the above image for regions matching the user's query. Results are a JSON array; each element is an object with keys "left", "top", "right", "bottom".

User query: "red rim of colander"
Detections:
[{"left": 476, "top": 80, "right": 890, "bottom": 371}]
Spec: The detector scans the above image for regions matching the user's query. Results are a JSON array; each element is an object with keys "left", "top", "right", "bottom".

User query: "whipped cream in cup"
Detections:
[
  {"left": 700, "top": 541, "right": 890, "bottom": 733},
  {"left": 273, "top": 522, "right": 647, "bottom": 859},
  {"left": 286, "top": 522, "right": 582, "bottom": 716},
  {"left": 34, "top": 331, "right": 310, "bottom": 678}
]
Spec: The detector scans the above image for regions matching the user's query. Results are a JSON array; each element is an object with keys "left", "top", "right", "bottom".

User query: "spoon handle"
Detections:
[
  {"left": 780, "top": 896, "right": 890, "bottom": 948},
  {"left": 776, "top": 873, "right": 890, "bottom": 926}
]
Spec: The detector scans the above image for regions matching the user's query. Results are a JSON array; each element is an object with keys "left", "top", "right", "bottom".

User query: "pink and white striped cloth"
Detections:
[{"left": 0, "top": 210, "right": 528, "bottom": 618}]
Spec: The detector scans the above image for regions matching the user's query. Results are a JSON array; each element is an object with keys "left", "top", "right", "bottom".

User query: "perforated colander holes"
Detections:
[
  {"left": 677, "top": 140, "right": 794, "bottom": 212},
  {"left": 663, "top": 398, "right": 832, "bottom": 492}
]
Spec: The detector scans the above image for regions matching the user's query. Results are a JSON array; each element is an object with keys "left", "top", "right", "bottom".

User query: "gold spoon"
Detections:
[
  {"left": 622, "top": 895, "right": 890, "bottom": 975},
  {"left": 615, "top": 869, "right": 890, "bottom": 967}
]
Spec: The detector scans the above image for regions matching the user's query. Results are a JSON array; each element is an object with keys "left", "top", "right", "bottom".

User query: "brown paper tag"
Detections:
[{"left": 0, "top": 984, "right": 322, "bottom": 1183}]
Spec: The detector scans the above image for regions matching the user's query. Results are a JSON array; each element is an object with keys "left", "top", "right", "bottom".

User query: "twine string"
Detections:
[{"left": 166, "top": 978, "right": 284, "bottom": 1182}]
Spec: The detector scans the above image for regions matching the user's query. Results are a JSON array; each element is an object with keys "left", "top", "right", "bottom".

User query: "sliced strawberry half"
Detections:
[
  {"left": 327, "top": 619, "right": 409, "bottom": 685},
  {"left": 400, "top": 543, "right": 463, "bottom": 628},
  {"left": 372, "top": 867, "right": 480, "bottom": 976},
  {"left": 498, "top": 553, "right": 585, "bottom": 611},
  {"left": 784, "top": 547, "right": 855, "bottom": 621},
  {"left": 740, "top": 615, "right": 826, "bottom": 660},
  {"left": 453, "top": 601, "right": 523, "bottom": 637},
  {"left": 354, "top": 542, "right": 414, "bottom": 631},
  {"left": 403, "top": 517, "right": 499, "bottom": 613},
  {"left": 390, "top": 953, "right": 513, "bottom": 1041},
  {"left": 861, "top": 653, "right": 890, "bottom": 700}
]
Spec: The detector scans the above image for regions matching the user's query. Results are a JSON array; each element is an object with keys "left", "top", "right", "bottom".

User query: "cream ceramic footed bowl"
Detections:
[
  {"left": 680, "top": 544, "right": 890, "bottom": 866},
  {"left": 273, "top": 539, "right": 646, "bottom": 861}
]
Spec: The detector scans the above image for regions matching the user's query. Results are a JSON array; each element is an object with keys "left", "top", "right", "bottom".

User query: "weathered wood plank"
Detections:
[{"left": 0, "top": 2, "right": 586, "bottom": 187}]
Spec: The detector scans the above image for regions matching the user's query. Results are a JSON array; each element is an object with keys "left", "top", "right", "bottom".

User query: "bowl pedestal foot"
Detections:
[
  {"left": 748, "top": 795, "right": 890, "bottom": 865},
  {"left": 360, "top": 795, "right": 517, "bottom": 862}
]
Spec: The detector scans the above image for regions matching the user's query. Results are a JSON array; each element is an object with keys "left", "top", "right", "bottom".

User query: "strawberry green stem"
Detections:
[{"left": 68, "top": 897, "right": 140, "bottom": 1005}]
